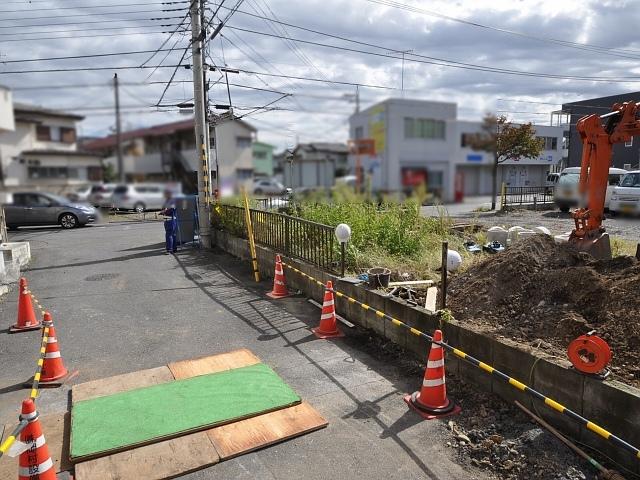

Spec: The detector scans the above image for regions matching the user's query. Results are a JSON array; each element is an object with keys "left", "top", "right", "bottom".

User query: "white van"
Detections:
[
  {"left": 553, "top": 167, "right": 627, "bottom": 213},
  {"left": 609, "top": 170, "right": 640, "bottom": 215}
]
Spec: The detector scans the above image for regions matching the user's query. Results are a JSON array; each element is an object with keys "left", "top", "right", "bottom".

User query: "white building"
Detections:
[
  {"left": 0, "top": 88, "right": 103, "bottom": 200},
  {"left": 349, "top": 98, "right": 565, "bottom": 202}
]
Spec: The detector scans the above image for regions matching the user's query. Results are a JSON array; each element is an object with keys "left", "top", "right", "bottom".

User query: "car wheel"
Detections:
[
  {"left": 59, "top": 213, "right": 78, "bottom": 229},
  {"left": 609, "top": 210, "right": 617, "bottom": 217},
  {"left": 133, "top": 202, "right": 146, "bottom": 213}
]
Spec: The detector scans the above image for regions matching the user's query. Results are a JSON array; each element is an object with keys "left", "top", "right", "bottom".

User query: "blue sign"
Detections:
[
  {"left": 466, "top": 154, "right": 483, "bottom": 162},
  {"left": 547, "top": 155, "right": 553, "bottom": 162}
]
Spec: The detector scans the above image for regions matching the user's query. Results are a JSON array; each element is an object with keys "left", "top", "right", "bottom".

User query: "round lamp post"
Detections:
[{"left": 335, "top": 223, "right": 351, "bottom": 278}]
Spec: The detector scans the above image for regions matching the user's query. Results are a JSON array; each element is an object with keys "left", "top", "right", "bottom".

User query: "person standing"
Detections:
[{"left": 161, "top": 191, "right": 178, "bottom": 254}]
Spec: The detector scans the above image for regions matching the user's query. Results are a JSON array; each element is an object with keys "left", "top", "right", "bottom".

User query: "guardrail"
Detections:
[
  {"left": 215, "top": 204, "right": 339, "bottom": 272},
  {"left": 501, "top": 184, "right": 554, "bottom": 209}
]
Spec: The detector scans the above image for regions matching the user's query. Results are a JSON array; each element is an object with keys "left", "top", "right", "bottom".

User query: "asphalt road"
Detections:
[{"left": 0, "top": 222, "right": 488, "bottom": 480}]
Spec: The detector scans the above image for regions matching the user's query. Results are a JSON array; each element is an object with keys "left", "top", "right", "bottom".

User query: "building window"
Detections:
[
  {"left": 36, "top": 125, "right": 51, "bottom": 141},
  {"left": 236, "top": 137, "right": 252, "bottom": 149},
  {"left": 236, "top": 168, "right": 253, "bottom": 180},
  {"left": 354, "top": 126, "right": 364, "bottom": 139},
  {"left": 87, "top": 166, "right": 102, "bottom": 181},
  {"left": 404, "top": 117, "right": 446, "bottom": 139},
  {"left": 254, "top": 151, "right": 267, "bottom": 159},
  {"left": 61, "top": 127, "right": 76, "bottom": 144},
  {"left": 461, "top": 133, "right": 478, "bottom": 148},
  {"left": 537, "top": 136, "right": 558, "bottom": 150},
  {"left": 28, "top": 166, "right": 71, "bottom": 179}
]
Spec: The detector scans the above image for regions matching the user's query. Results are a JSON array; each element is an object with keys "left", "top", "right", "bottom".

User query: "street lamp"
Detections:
[{"left": 335, "top": 223, "right": 351, "bottom": 278}]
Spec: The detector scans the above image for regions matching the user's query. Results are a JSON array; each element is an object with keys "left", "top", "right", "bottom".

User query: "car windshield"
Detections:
[
  {"left": 114, "top": 185, "right": 128, "bottom": 194},
  {"left": 558, "top": 173, "right": 579, "bottom": 186},
  {"left": 45, "top": 194, "right": 70, "bottom": 205},
  {"left": 620, "top": 172, "right": 640, "bottom": 187}
]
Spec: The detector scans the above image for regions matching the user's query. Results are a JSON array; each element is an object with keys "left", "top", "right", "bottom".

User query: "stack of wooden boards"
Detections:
[{"left": 0, "top": 349, "right": 327, "bottom": 480}]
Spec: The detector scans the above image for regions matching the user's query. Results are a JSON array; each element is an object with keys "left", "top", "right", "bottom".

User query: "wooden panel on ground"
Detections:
[
  {"left": 168, "top": 348, "right": 260, "bottom": 379},
  {"left": 70, "top": 363, "right": 301, "bottom": 461},
  {"left": 0, "top": 412, "right": 71, "bottom": 478},
  {"left": 72, "top": 366, "right": 175, "bottom": 404},
  {"left": 74, "top": 431, "right": 219, "bottom": 480},
  {"left": 207, "top": 401, "right": 328, "bottom": 460}
]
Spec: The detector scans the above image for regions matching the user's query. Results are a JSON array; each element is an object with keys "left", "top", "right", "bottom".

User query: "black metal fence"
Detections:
[
  {"left": 215, "top": 204, "right": 339, "bottom": 272},
  {"left": 501, "top": 185, "right": 554, "bottom": 209}
]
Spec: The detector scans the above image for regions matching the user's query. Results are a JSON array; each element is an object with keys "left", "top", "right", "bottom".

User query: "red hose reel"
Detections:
[{"left": 567, "top": 332, "right": 612, "bottom": 375}]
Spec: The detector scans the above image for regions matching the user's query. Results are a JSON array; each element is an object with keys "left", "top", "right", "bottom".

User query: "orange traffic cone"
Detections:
[
  {"left": 40, "top": 314, "right": 68, "bottom": 383},
  {"left": 11, "top": 278, "right": 40, "bottom": 333},
  {"left": 18, "top": 398, "right": 57, "bottom": 480},
  {"left": 404, "top": 329, "right": 460, "bottom": 419},
  {"left": 312, "top": 281, "right": 344, "bottom": 339},
  {"left": 267, "top": 254, "right": 291, "bottom": 299}
]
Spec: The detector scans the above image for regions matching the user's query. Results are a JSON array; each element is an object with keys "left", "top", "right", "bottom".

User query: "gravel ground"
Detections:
[{"left": 448, "top": 208, "right": 640, "bottom": 243}]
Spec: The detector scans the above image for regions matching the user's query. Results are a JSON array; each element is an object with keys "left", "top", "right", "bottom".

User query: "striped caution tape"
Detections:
[
  {"left": 30, "top": 325, "right": 51, "bottom": 400},
  {"left": 0, "top": 419, "right": 28, "bottom": 459},
  {"left": 28, "top": 291, "right": 46, "bottom": 319},
  {"left": 281, "top": 261, "right": 640, "bottom": 461}
]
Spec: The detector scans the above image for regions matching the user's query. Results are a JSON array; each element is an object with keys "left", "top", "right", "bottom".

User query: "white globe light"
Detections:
[
  {"left": 446, "top": 249, "right": 462, "bottom": 272},
  {"left": 335, "top": 223, "right": 351, "bottom": 243}
]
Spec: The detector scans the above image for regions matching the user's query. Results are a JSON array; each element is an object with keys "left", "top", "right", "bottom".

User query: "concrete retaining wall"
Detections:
[{"left": 214, "top": 229, "right": 640, "bottom": 473}]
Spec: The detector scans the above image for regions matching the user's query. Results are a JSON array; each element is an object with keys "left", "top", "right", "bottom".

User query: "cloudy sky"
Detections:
[{"left": 1, "top": 0, "right": 639, "bottom": 151}]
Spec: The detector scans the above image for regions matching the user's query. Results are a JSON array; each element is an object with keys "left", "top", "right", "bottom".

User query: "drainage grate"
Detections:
[{"left": 85, "top": 273, "right": 120, "bottom": 282}]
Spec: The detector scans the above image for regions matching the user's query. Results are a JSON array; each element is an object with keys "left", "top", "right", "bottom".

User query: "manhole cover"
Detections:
[{"left": 85, "top": 273, "right": 120, "bottom": 282}]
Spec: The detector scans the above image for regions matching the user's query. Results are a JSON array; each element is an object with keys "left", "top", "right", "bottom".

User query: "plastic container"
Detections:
[
  {"left": 367, "top": 267, "right": 391, "bottom": 288},
  {"left": 487, "top": 226, "right": 508, "bottom": 245}
]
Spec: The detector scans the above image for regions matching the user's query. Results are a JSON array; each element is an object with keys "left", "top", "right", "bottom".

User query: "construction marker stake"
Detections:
[{"left": 280, "top": 259, "right": 640, "bottom": 462}]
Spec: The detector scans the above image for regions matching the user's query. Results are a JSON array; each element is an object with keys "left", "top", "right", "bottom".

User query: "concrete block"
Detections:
[
  {"left": 403, "top": 307, "right": 431, "bottom": 360},
  {"left": 383, "top": 296, "right": 408, "bottom": 350},
  {"left": 490, "top": 338, "right": 536, "bottom": 409},
  {"left": 0, "top": 284, "right": 7, "bottom": 298},
  {"left": 531, "top": 358, "right": 584, "bottom": 439},
  {"left": 455, "top": 327, "right": 493, "bottom": 392},
  {"left": 581, "top": 377, "right": 640, "bottom": 475},
  {"left": 362, "top": 288, "right": 386, "bottom": 337}
]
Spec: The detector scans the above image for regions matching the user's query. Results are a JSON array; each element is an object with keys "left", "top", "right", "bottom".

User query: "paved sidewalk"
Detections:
[{"left": 0, "top": 223, "right": 488, "bottom": 479}]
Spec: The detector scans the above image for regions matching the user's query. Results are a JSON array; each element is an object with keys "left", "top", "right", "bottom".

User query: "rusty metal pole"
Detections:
[{"left": 440, "top": 241, "right": 448, "bottom": 310}]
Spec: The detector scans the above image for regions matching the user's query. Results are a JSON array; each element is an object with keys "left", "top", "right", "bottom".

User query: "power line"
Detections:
[
  {"left": 0, "top": 1, "right": 187, "bottom": 13},
  {"left": 0, "top": 29, "right": 188, "bottom": 43},
  {"left": 226, "top": 25, "right": 640, "bottom": 83},
  {"left": 0, "top": 23, "right": 184, "bottom": 37},
  {"left": 0, "top": 7, "right": 185, "bottom": 22},
  {"left": 237, "top": 68, "right": 396, "bottom": 89},
  {"left": 361, "top": 0, "right": 640, "bottom": 60},
  {"left": 0, "top": 65, "right": 189, "bottom": 75},
  {"left": 2, "top": 48, "right": 177, "bottom": 63},
  {"left": 140, "top": 0, "right": 195, "bottom": 66},
  {"left": 0, "top": 16, "right": 184, "bottom": 30}
]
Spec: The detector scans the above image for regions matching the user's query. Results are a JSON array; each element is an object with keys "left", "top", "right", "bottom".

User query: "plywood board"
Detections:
[
  {"left": 207, "top": 401, "right": 328, "bottom": 460},
  {"left": 74, "top": 431, "right": 219, "bottom": 480},
  {"left": 424, "top": 286, "right": 438, "bottom": 312},
  {"left": 71, "top": 363, "right": 301, "bottom": 461},
  {"left": 168, "top": 348, "right": 260, "bottom": 379},
  {"left": 0, "top": 412, "right": 70, "bottom": 478},
  {"left": 72, "top": 366, "right": 175, "bottom": 404}
]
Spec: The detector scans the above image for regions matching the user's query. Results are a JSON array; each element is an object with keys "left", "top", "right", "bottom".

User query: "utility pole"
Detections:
[
  {"left": 113, "top": 73, "right": 124, "bottom": 182},
  {"left": 190, "top": 0, "right": 212, "bottom": 247}
]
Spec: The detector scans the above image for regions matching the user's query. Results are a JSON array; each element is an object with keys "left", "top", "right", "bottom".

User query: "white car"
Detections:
[
  {"left": 609, "top": 170, "right": 640, "bottom": 216},
  {"left": 88, "top": 184, "right": 117, "bottom": 208},
  {"left": 553, "top": 167, "right": 626, "bottom": 213},
  {"left": 252, "top": 178, "right": 286, "bottom": 195},
  {"left": 111, "top": 184, "right": 168, "bottom": 212}
]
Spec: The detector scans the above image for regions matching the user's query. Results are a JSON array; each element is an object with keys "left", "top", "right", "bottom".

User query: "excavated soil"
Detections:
[{"left": 449, "top": 235, "right": 640, "bottom": 387}]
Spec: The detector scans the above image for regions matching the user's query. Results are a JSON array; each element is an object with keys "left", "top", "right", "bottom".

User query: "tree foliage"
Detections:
[{"left": 468, "top": 114, "right": 543, "bottom": 163}]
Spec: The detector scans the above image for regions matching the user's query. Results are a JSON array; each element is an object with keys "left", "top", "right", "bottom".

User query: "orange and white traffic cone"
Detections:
[
  {"left": 11, "top": 278, "right": 40, "bottom": 333},
  {"left": 18, "top": 398, "right": 57, "bottom": 480},
  {"left": 267, "top": 254, "right": 291, "bottom": 299},
  {"left": 40, "top": 314, "right": 68, "bottom": 383},
  {"left": 404, "top": 329, "right": 460, "bottom": 419},
  {"left": 312, "top": 281, "right": 344, "bottom": 339}
]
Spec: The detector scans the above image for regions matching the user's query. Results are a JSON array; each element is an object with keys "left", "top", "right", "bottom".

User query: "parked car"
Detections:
[
  {"left": 66, "top": 184, "right": 93, "bottom": 203},
  {"left": 111, "top": 183, "right": 167, "bottom": 212},
  {"left": 252, "top": 178, "right": 286, "bottom": 195},
  {"left": 544, "top": 172, "right": 560, "bottom": 193},
  {"left": 3, "top": 192, "right": 97, "bottom": 229},
  {"left": 88, "top": 184, "right": 117, "bottom": 208},
  {"left": 609, "top": 170, "right": 640, "bottom": 216},
  {"left": 553, "top": 167, "right": 626, "bottom": 213}
]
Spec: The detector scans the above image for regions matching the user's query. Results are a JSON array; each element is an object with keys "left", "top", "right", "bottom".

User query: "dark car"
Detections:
[{"left": 4, "top": 192, "right": 97, "bottom": 230}]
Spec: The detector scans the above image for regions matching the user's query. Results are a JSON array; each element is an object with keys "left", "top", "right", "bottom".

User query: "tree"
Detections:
[
  {"left": 102, "top": 162, "right": 117, "bottom": 183},
  {"left": 468, "top": 114, "right": 543, "bottom": 210}
]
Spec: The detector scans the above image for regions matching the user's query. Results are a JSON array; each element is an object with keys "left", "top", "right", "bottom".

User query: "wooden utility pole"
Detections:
[{"left": 113, "top": 73, "right": 124, "bottom": 183}]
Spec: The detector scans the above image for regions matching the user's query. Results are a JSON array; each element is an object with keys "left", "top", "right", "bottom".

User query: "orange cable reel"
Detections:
[{"left": 567, "top": 332, "right": 612, "bottom": 375}]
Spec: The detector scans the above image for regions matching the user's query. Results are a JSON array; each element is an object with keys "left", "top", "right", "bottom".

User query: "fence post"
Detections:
[
  {"left": 284, "top": 215, "right": 290, "bottom": 257},
  {"left": 533, "top": 196, "right": 537, "bottom": 210},
  {"left": 500, "top": 182, "right": 506, "bottom": 209}
]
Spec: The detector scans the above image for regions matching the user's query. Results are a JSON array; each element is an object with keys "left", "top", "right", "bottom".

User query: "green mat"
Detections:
[{"left": 70, "top": 363, "right": 300, "bottom": 460}]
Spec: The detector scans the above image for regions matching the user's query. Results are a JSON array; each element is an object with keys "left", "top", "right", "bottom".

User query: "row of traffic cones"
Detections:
[{"left": 267, "top": 254, "right": 459, "bottom": 420}]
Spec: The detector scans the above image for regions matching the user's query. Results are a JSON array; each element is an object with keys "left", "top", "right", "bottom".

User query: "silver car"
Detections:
[
  {"left": 111, "top": 184, "right": 167, "bottom": 212},
  {"left": 3, "top": 192, "right": 97, "bottom": 229}
]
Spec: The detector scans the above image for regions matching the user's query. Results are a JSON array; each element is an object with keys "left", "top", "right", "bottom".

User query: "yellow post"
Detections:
[
  {"left": 242, "top": 189, "right": 260, "bottom": 282},
  {"left": 500, "top": 182, "right": 507, "bottom": 210}
]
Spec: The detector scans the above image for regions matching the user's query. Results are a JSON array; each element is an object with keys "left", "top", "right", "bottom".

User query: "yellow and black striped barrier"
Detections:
[
  {"left": 281, "top": 260, "right": 640, "bottom": 461},
  {"left": 29, "top": 291, "right": 46, "bottom": 320},
  {"left": 30, "top": 324, "right": 51, "bottom": 400},
  {"left": 0, "top": 419, "right": 29, "bottom": 459}
]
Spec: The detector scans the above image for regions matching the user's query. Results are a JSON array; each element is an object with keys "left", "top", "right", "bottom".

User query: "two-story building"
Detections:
[
  {"left": 284, "top": 143, "right": 349, "bottom": 189},
  {"left": 0, "top": 87, "right": 103, "bottom": 200},
  {"left": 349, "top": 98, "right": 565, "bottom": 202},
  {"left": 84, "top": 118, "right": 257, "bottom": 194},
  {"left": 252, "top": 141, "right": 275, "bottom": 177}
]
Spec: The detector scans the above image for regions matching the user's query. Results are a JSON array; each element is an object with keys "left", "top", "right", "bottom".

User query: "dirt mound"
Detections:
[{"left": 449, "top": 235, "right": 640, "bottom": 386}]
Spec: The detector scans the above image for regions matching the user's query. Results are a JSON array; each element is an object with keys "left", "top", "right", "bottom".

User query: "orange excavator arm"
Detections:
[{"left": 570, "top": 101, "right": 640, "bottom": 258}]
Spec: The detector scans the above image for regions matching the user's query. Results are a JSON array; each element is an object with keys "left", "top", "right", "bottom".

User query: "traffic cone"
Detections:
[
  {"left": 40, "top": 314, "right": 68, "bottom": 383},
  {"left": 267, "top": 254, "right": 292, "bottom": 299},
  {"left": 11, "top": 278, "right": 41, "bottom": 333},
  {"left": 312, "top": 281, "right": 344, "bottom": 339},
  {"left": 18, "top": 398, "right": 56, "bottom": 480},
  {"left": 404, "top": 329, "right": 460, "bottom": 419}
]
